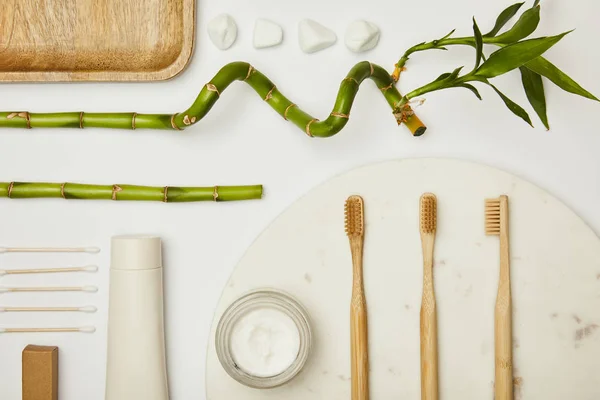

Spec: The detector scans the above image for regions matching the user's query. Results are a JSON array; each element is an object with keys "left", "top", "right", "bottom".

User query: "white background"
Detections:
[{"left": 0, "top": 0, "right": 598, "bottom": 399}]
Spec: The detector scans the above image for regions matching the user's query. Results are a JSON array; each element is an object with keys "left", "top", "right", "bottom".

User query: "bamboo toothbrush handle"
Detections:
[
  {"left": 495, "top": 202, "right": 513, "bottom": 400},
  {"left": 351, "top": 288, "right": 368, "bottom": 400},
  {"left": 350, "top": 240, "right": 369, "bottom": 400},
  {"left": 420, "top": 241, "right": 438, "bottom": 400}
]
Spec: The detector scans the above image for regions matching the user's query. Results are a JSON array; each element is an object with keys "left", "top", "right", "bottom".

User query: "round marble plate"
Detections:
[{"left": 206, "top": 159, "right": 600, "bottom": 400}]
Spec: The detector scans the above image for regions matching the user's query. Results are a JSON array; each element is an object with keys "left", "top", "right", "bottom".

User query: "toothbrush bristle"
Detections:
[
  {"left": 485, "top": 198, "right": 501, "bottom": 235},
  {"left": 420, "top": 193, "right": 437, "bottom": 234},
  {"left": 345, "top": 195, "right": 364, "bottom": 237}
]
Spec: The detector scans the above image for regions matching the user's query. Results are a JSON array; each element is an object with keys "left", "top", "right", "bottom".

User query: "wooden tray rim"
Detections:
[{"left": 0, "top": 0, "right": 195, "bottom": 82}]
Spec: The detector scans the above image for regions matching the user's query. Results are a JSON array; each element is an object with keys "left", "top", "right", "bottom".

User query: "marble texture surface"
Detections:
[{"left": 206, "top": 159, "right": 600, "bottom": 399}]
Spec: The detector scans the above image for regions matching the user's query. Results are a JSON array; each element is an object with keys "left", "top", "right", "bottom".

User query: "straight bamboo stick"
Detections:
[{"left": 0, "top": 182, "right": 262, "bottom": 202}]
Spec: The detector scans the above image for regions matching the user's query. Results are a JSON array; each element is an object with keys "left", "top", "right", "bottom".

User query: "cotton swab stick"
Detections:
[
  {"left": 0, "top": 306, "right": 97, "bottom": 313},
  {"left": 0, "top": 285, "right": 98, "bottom": 294},
  {"left": 0, "top": 326, "right": 96, "bottom": 334},
  {"left": 0, "top": 265, "right": 98, "bottom": 276},
  {"left": 0, "top": 246, "right": 100, "bottom": 254}
]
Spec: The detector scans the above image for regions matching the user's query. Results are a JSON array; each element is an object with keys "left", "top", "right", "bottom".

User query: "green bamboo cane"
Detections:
[
  {"left": 0, "top": 182, "right": 263, "bottom": 203},
  {"left": 0, "top": 61, "right": 426, "bottom": 137}
]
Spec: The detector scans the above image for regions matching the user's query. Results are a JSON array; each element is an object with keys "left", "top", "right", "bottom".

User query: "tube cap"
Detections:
[{"left": 111, "top": 235, "right": 162, "bottom": 271}]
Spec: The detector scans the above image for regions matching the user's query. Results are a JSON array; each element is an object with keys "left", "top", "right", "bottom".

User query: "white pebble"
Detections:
[
  {"left": 345, "top": 20, "right": 380, "bottom": 53},
  {"left": 208, "top": 14, "right": 238, "bottom": 50},
  {"left": 298, "top": 19, "right": 337, "bottom": 54},
  {"left": 254, "top": 19, "right": 283, "bottom": 49}
]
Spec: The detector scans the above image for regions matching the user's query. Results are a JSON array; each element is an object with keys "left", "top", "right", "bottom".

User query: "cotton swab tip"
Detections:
[
  {"left": 0, "top": 270, "right": 6, "bottom": 276},
  {"left": 0, "top": 307, "right": 5, "bottom": 312},
  {"left": 83, "top": 265, "right": 99, "bottom": 272},
  {"left": 0, "top": 287, "right": 9, "bottom": 293},
  {"left": 0, "top": 248, "right": 6, "bottom": 254},
  {"left": 82, "top": 286, "right": 98, "bottom": 293},
  {"left": 80, "top": 326, "right": 96, "bottom": 333},
  {"left": 80, "top": 306, "right": 98, "bottom": 313},
  {"left": 85, "top": 247, "right": 101, "bottom": 254}
]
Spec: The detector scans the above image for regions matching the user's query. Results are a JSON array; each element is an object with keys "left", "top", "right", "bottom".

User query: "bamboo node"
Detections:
[
  {"left": 7, "top": 112, "right": 31, "bottom": 128},
  {"left": 163, "top": 186, "right": 169, "bottom": 203},
  {"left": 60, "top": 183, "right": 66, "bottom": 199},
  {"left": 344, "top": 77, "right": 359, "bottom": 86},
  {"left": 79, "top": 112, "right": 84, "bottom": 129},
  {"left": 170, "top": 114, "right": 183, "bottom": 131},
  {"left": 131, "top": 113, "right": 137, "bottom": 130},
  {"left": 380, "top": 83, "right": 394, "bottom": 92},
  {"left": 283, "top": 103, "right": 297, "bottom": 121},
  {"left": 369, "top": 62, "right": 375, "bottom": 76},
  {"left": 393, "top": 103, "right": 415, "bottom": 125},
  {"left": 331, "top": 112, "right": 349, "bottom": 119},
  {"left": 206, "top": 83, "right": 220, "bottom": 96},
  {"left": 305, "top": 119, "right": 319, "bottom": 137},
  {"left": 111, "top": 185, "right": 122, "bottom": 201},
  {"left": 265, "top": 86, "right": 276, "bottom": 101},
  {"left": 182, "top": 115, "right": 197, "bottom": 125},
  {"left": 213, "top": 186, "right": 220, "bottom": 201},
  {"left": 7, "top": 182, "right": 14, "bottom": 198},
  {"left": 245, "top": 65, "right": 255, "bottom": 81}
]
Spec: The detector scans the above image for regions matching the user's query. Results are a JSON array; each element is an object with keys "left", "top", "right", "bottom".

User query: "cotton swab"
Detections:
[
  {"left": 0, "top": 265, "right": 98, "bottom": 276},
  {"left": 0, "top": 246, "right": 100, "bottom": 254},
  {"left": 0, "top": 285, "right": 98, "bottom": 294},
  {"left": 0, "top": 326, "right": 96, "bottom": 334},
  {"left": 0, "top": 306, "right": 97, "bottom": 313}
]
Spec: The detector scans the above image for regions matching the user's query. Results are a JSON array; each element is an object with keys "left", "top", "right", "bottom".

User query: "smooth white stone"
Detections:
[
  {"left": 345, "top": 20, "right": 380, "bottom": 53},
  {"left": 298, "top": 19, "right": 337, "bottom": 54},
  {"left": 208, "top": 14, "right": 238, "bottom": 50},
  {"left": 253, "top": 19, "right": 283, "bottom": 49}
]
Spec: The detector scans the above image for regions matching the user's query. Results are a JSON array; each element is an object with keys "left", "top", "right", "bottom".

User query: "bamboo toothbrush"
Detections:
[
  {"left": 345, "top": 195, "right": 369, "bottom": 400},
  {"left": 486, "top": 195, "right": 513, "bottom": 400},
  {"left": 0, "top": 326, "right": 96, "bottom": 334},
  {"left": 0, "top": 265, "right": 98, "bottom": 276},
  {"left": 419, "top": 193, "right": 439, "bottom": 400}
]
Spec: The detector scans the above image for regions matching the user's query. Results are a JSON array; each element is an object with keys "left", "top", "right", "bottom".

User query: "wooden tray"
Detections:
[{"left": 0, "top": 0, "right": 195, "bottom": 81}]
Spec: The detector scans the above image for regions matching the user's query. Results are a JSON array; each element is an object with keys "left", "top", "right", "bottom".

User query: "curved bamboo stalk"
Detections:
[
  {"left": 0, "top": 62, "right": 426, "bottom": 137},
  {"left": 0, "top": 182, "right": 263, "bottom": 202}
]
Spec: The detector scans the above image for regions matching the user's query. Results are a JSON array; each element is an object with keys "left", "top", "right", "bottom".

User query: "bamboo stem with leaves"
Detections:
[
  {"left": 0, "top": 1, "right": 595, "bottom": 135},
  {"left": 0, "top": 182, "right": 263, "bottom": 203},
  {"left": 393, "top": 1, "right": 597, "bottom": 129}
]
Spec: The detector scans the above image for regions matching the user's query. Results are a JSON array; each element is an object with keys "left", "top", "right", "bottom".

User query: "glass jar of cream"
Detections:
[{"left": 215, "top": 289, "right": 312, "bottom": 388}]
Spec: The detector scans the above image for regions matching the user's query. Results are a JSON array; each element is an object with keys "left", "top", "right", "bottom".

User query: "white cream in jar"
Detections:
[{"left": 230, "top": 307, "right": 301, "bottom": 377}]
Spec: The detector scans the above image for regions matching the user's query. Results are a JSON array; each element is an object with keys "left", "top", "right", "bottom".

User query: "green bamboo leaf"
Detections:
[
  {"left": 525, "top": 56, "right": 599, "bottom": 101},
  {"left": 434, "top": 72, "right": 452, "bottom": 82},
  {"left": 487, "top": 4, "right": 540, "bottom": 44},
  {"left": 448, "top": 66, "right": 464, "bottom": 81},
  {"left": 458, "top": 83, "right": 483, "bottom": 100},
  {"left": 520, "top": 66, "right": 549, "bottom": 129},
  {"left": 484, "top": 2, "right": 525, "bottom": 37},
  {"left": 489, "top": 83, "right": 533, "bottom": 126},
  {"left": 476, "top": 32, "right": 570, "bottom": 79},
  {"left": 440, "top": 29, "right": 456, "bottom": 41},
  {"left": 473, "top": 18, "right": 484, "bottom": 70}
]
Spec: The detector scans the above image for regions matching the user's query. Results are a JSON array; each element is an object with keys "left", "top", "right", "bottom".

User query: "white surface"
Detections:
[
  {"left": 0, "top": 0, "right": 599, "bottom": 399},
  {"left": 206, "top": 159, "right": 600, "bottom": 399},
  {"left": 105, "top": 236, "right": 168, "bottom": 400},
  {"left": 253, "top": 19, "right": 284, "bottom": 49},
  {"left": 230, "top": 307, "right": 300, "bottom": 378},
  {"left": 298, "top": 19, "right": 337, "bottom": 53}
]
